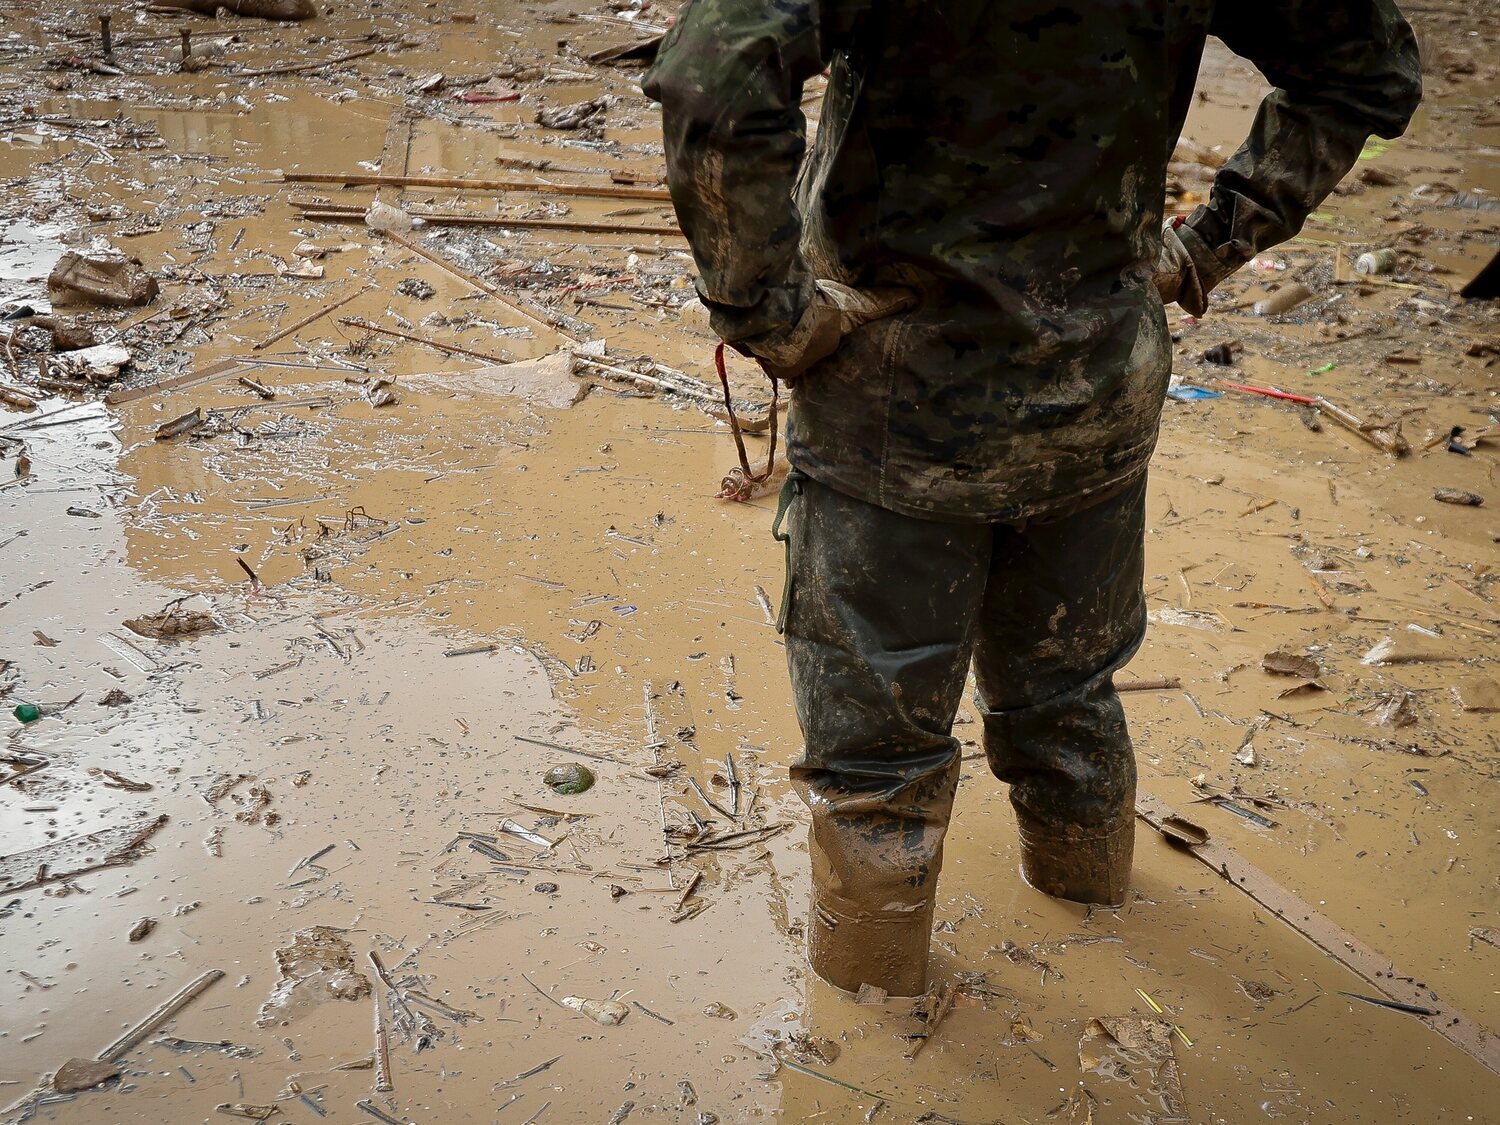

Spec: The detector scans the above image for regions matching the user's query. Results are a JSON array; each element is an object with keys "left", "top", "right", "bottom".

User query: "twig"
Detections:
[
  {"left": 685, "top": 823, "right": 790, "bottom": 850},
  {"left": 521, "top": 972, "right": 567, "bottom": 1009},
  {"left": 630, "top": 1001, "right": 673, "bottom": 1026},
  {"left": 674, "top": 870, "right": 702, "bottom": 912},
  {"left": 513, "top": 735, "right": 631, "bottom": 767},
  {"left": 772, "top": 1051, "right": 890, "bottom": 1101},
  {"left": 724, "top": 753, "right": 742, "bottom": 817},
  {"left": 495, "top": 1054, "right": 562, "bottom": 1088},
  {"left": 283, "top": 171, "right": 671, "bottom": 201},
  {"left": 237, "top": 43, "right": 386, "bottom": 78},
  {"left": 337, "top": 317, "right": 511, "bottom": 364},
  {"left": 302, "top": 209, "right": 681, "bottom": 237},
  {"left": 1116, "top": 677, "right": 1182, "bottom": 692},
  {"left": 251, "top": 285, "right": 371, "bottom": 351},
  {"left": 687, "top": 775, "right": 734, "bottom": 820},
  {"left": 379, "top": 229, "right": 578, "bottom": 344}
]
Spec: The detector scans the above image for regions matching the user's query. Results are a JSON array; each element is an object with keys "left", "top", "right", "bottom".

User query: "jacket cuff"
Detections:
[
  {"left": 699, "top": 269, "right": 816, "bottom": 348},
  {"left": 1178, "top": 214, "right": 1242, "bottom": 295}
]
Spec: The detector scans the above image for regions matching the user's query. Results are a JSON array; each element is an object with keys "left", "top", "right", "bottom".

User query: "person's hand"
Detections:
[
  {"left": 1154, "top": 221, "right": 1214, "bottom": 317},
  {"left": 683, "top": 282, "right": 915, "bottom": 382}
]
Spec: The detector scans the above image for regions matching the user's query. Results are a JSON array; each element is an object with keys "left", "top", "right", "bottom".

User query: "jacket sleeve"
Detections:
[
  {"left": 1181, "top": 0, "right": 1422, "bottom": 287},
  {"left": 643, "top": 1, "right": 863, "bottom": 345}
]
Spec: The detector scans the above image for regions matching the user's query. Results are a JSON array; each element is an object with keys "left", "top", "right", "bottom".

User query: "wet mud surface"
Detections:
[{"left": 2, "top": 2, "right": 1498, "bottom": 1122}]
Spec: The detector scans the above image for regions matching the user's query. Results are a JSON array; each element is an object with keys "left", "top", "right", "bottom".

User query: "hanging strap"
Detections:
[{"left": 715, "top": 342, "right": 778, "bottom": 484}]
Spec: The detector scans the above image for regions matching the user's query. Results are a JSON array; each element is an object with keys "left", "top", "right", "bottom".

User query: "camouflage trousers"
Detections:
[{"left": 776, "top": 469, "right": 1145, "bottom": 985}]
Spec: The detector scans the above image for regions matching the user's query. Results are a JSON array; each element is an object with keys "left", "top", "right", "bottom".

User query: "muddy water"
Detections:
[{"left": 3, "top": 1, "right": 1498, "bottom": 1122}]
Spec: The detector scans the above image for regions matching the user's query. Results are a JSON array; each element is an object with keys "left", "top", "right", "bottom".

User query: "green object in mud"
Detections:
[
  {"left": 543, "top": 763, "right": 595, "bottom": 795},
  {"left": 14, "top": 703, "right": 41, "bottom": 723}
]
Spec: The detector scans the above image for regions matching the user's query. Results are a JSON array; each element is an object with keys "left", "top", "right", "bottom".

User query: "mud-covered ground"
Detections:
[{"left": 2, "top": 2, "right": 1497, "bottom": 1122}]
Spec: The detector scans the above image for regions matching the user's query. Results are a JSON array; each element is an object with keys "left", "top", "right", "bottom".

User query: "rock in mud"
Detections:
[
  {"left": 53, "top": 1057, "right": 120, "bottom": 1094},
  {"left": 543, "top": 763, "right": 595, "bottom": 795},
  {"left": 1262, "top": 650, "right": 1320, "bottom": 678},
  {"left": 1433, "top": 487, "right": 1484, "bottom": 506},
  {"left": 256, "top": 926, "right": 371, "bottom": 1027},
  {"left": 48, "top": 251, "right": 158, "bottom": 307}
]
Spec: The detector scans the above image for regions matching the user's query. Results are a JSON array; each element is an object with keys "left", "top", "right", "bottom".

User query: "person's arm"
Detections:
[
  {"left": 1171, "top": 0, "right": 1422, "bottom": 310},
  {"left": 643, "top": 0, "right": 866, "bottom": 371}
]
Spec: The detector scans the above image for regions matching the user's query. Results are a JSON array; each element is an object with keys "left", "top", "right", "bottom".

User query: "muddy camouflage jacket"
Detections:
[{"left": 645, "top": 0, "right": 1421, "bottom": 521}]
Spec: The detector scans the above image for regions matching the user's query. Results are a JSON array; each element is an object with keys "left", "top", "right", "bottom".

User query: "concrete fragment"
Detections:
[{"left": 48, "top": 252, "right": 158, "bottom": 307}]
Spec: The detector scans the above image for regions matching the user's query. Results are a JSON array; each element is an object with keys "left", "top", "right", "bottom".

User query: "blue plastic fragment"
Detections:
[{"left": 1166, "top": 385, "right": 1223, "bottom": 401}]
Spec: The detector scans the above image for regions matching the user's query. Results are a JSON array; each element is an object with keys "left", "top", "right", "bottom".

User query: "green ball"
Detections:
[{"left": 14, "top": 703, "right": 40, "bottom": 723}]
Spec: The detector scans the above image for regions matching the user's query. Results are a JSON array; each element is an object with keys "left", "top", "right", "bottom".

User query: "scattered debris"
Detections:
[
  {"left": 48, "top": 251, "right": 158, "bottom": 307},
  {"left": 1262, "top": 651, "right": 1320, "bottom": 678},
  {"left": 124, "top": 597, "right": 220, "bottom": 640},
  {"left": 1078, "top": 1017, "right": 1186, "bottom": 1122},
  {"left": 904, "top": 980, "right": 956, "bottom": 1060},
  {"left": 395, "top": 278, "right": 436, "bottom": 300},
  {"left": 0, "top": 815, "right": 169, "bottom": 894},
  {"left": 257, "top": 927, "right": 373, "bottom": 1027},
  {"left": 536, "top": 96, "right": 608, "bottom": 132}
]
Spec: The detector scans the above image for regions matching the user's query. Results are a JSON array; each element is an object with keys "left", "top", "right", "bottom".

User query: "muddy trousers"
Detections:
[{"left": 778, "top": 471, "right": 1147, "bottom": 995}]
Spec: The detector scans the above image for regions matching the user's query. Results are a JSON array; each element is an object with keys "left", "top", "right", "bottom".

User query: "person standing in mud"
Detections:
[{"left": 645, "top": 2, "right": 1420, "bottom": 996}]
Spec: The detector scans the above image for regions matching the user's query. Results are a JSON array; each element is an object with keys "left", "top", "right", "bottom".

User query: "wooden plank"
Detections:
[
  {"left": 283, "top": 171, "right": 672, "bottom": 202},
  {"left": 1136, "top": 791, "right": 1500, "bottom": 1078},
  {"left": 105, "top": 358, "right": 254, "bottom": 405}
]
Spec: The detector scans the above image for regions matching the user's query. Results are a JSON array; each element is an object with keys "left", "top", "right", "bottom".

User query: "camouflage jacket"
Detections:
[{"left": 645, "top": 1, "right": 1421, "bottom": 521}]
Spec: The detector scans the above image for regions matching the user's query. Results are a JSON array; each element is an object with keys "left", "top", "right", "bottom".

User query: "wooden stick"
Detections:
[
  {"left": 1313, "top": 396, "right": 1408, "bottom": 456},
  {"left": 337, "top": 317, "right": 512, "bottom": 364},
  {"left": 299, "top": 208, "right": 681, "bottom": 237},
  {"left": 97, "top": 970, "right": 224, "bottom": 1061},
  {"left": 283, "top": 171, "right": 671, "bottom": 202},
  {"left": 1116, "top": 677, "right": 1182, "bottom": 692},
  {"left": 238, "top": 44, "right": 385, "bottom": 78},
  {"left": 252, "top": 284, "right": 372, "bottom": 351},
  {"left": 372, "top": 993, "right": 394, "bottom": 1092},
  {"left": 379, "top": 229, "right": 579, "bottom": 344}
]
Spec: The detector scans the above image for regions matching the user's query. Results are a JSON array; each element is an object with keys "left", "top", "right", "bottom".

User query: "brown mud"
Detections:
[{"left": 1, "top": 2, "right": 1497, "bottom": 1122}]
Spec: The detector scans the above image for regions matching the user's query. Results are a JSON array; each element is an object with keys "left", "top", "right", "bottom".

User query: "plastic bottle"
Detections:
[
  {"left": 560, "top": 996, "right": 629, "bottom": 1025},
  {"left": 1252, "top": 282, "right": 1313, "bottom": 317}
]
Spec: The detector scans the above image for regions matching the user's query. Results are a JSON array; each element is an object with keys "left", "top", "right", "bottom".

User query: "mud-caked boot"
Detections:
[
  {"left": 1016, "top": 812, "right": 1134, "bottom": 907},
  {"left": 806, "top": 835, "right": 935, "bottom": 997},
  {"left": 808, "top": 897, "right": 933, "bottom": 998}
]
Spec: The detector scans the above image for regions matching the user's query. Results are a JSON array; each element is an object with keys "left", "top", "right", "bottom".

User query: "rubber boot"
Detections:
[
  {"left": 1016, "top": 812, "right": 1134, "bottom": 907},
  {"left": 807, "top": 898, "right": 933, "bottom": 997},
  {"left": 806, "top": 836, "right": 934, "bottom": 997}
]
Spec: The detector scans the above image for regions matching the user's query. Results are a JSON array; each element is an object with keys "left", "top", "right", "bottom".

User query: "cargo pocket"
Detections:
[{"left": 770, "top": 468, "right": 807, "bottom": 635}]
